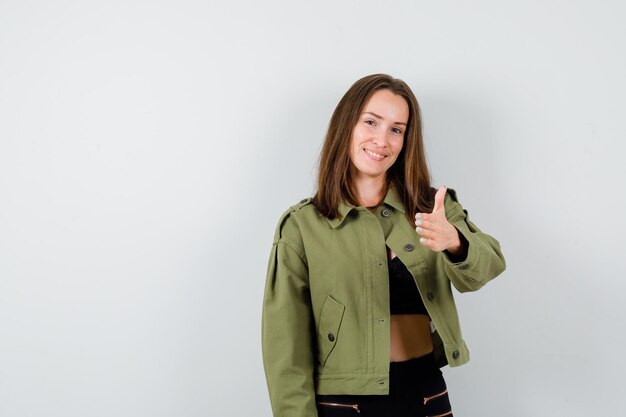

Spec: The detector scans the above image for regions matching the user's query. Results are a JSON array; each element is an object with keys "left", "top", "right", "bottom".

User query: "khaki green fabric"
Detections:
[{"left": 261, "top": 183, "right": 506, "bottom": 417}]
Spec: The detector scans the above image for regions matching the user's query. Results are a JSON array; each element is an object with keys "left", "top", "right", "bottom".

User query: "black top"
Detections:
[{"left": 388, "top": 256, "right": 429, "bottom": 315}]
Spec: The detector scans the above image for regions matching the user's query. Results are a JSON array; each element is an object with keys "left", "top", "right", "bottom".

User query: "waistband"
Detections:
[
  {"left": 389, "top": 351, "right": 438, "bottom": 379},
  {"left": 315, "top": 351, "right": 442, "bottom": 395}
]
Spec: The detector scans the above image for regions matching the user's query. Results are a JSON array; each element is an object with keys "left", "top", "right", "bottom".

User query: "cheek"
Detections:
[
  {"left": 391, "top": 143, "right": 404, "bottom": 163},
  {"left": 349, "top": 148, "right": 357, "bottom": 163},
  {"left": 397, "top": 138, "right": 405, "bottom": 152},
  {"left": 350, "top": 129, "right": 362, "bottom": 145},
  {"left": 390, "top": 139, "right": 403, "bottom": 155},
  {"left": 348, "top": 140, "right": 360, "bottom": 162},
  {"left": 351, "top": 131, "right": 365, "bottom": 151}
]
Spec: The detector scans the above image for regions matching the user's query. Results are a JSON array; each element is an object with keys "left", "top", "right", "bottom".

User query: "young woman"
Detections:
[{"left": 262, "top": 73, "right": 506, "bottom": 417}]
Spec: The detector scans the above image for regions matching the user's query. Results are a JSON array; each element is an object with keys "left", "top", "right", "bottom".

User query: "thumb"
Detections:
[{"left": 433, "top": 186, "right": 447, "bottom": 214}]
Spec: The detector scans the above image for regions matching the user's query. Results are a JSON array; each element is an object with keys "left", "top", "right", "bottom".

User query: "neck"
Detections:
[{"left": 352, "top": 173, "right": 389, "bottom": 208}]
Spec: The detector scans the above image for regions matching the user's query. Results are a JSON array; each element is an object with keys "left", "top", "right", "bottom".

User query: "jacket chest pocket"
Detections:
[{"left": 316, "top": 295, "right": 346, "bottom": 366}]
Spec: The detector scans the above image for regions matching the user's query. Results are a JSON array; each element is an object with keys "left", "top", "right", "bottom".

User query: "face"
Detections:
[{"left": 349, "top": 89, "right": 409, "bottom": 181}]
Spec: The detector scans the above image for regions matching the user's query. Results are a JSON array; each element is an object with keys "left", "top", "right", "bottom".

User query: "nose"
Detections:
[{"left": 371, "top": 129, "right": 390, "bottom": 147}]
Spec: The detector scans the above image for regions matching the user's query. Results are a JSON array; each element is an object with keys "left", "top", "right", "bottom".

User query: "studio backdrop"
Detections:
[{"left": 0, "top": 1, "right": 624, "bottom": 416}]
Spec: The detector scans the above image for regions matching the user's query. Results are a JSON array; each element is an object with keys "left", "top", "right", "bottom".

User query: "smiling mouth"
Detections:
[{"left": 364, "top": 148, "right": 386, "bottom": 161}]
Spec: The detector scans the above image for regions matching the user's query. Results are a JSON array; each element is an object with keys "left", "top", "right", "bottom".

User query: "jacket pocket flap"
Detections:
[{"left": 317, "top": 295, "right": 345, "bottom": 366}]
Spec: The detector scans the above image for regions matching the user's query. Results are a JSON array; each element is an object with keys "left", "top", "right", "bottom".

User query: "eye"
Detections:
[
  {"left": 392, "top": 127, "right": 403, "bottom": 134},
  {"left": 364, "top": 119, "right": 376, "bottom": 126}
]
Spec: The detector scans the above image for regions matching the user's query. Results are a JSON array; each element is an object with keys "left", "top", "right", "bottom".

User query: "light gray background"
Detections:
[{"left": 1, "top": 1, "right": 625, "bottom": 416}]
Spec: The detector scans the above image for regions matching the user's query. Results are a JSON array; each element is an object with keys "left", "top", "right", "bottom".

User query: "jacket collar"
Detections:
[{"left": 326, "top": 182, "right": 406, "bottom": 229}]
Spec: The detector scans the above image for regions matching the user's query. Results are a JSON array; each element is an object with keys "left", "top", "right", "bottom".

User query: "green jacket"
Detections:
[{"left": 261, "top": 183, "right": 506, "bottom": 417}]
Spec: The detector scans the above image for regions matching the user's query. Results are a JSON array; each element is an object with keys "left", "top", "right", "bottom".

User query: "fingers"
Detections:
[
  {"left": 415, "top": 226, "right": 440, "bottom": 243},
  {"left": 418, "top": 236, "right": 435, "bottom": 249},
  {"left": 415, "top": 228, "right": 434, "bottom": 242},
  {"left": 415, "top": 211, "right": 446, "bottom": 251},
  {"left": 415, "top": 220, "right": 443, "bottom": 241},
  {"left": 432, "top": 186, "right": 447, "bottom": 214},
  {"left": 415, "top": 228, "right": 444, "bottom": 251},
  {"left": 414, "top": 215, "right": 438, "bottom": 231}
]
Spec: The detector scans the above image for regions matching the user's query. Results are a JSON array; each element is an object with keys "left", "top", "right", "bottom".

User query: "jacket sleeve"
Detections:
[
  {"left": 440, "top": 188, "right": 507, "bottom": 293},
  {"left": 261, "top": 207, "right": 318, "bottom": 417}
]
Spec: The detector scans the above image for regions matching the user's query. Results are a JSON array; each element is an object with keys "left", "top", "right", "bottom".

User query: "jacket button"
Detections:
[
  {"left": 381, "top": 209, "right": 390, "bottom": 217},
  {"left": 404, "top": 243, "right": 414, "bottom": 252},
  {"left": 458, "top": 264, "right": 469, "bottom": 270},
  {"left": 452, "top": 350, "right": 460, "bottom": 359},
  {"left": 328, "top": 333, "right": 335, "bottom": 342},
  {"left": 427, "top": 291, "right": 434, "bottom": 301}
]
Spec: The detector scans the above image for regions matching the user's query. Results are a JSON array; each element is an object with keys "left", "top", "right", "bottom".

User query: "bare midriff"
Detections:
[{"left": 387, "top": 246, "right": 434, "bottom": 362}]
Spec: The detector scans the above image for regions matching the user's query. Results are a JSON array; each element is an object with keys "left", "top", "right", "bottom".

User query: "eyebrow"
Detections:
[{"left": 363, "top": 111, "right": 407, "bottom": 126}]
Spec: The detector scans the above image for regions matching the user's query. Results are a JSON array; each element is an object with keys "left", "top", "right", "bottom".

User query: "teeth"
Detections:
[{"left": 364, "top": 149, "right": 385, "bottom": 159}]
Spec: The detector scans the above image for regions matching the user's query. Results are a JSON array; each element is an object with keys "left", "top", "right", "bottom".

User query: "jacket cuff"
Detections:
[{"left": 441, "top": 223, "right": 479, "bottom": 280}]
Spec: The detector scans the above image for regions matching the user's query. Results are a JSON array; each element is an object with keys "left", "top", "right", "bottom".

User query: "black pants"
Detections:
[{"left": 315, "top": 352, "right": 453, "bottom": 417}]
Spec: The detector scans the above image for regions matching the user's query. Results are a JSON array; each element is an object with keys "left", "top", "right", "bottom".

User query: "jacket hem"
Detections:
[{"left": 315, "top": 373, "right": 391, "bottom": 395}]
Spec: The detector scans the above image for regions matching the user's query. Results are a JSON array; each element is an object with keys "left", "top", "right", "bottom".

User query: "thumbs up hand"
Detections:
[{"left": 415, "top": 186, "right": 466, "bottom": 256}]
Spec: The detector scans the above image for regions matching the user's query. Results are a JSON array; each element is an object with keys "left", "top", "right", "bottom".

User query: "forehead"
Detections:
[{"left": 362, "top": 89, "right": 409, "bottom": 122}]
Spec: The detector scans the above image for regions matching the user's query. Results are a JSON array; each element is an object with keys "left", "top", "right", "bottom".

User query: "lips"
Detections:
[{"left": 363, "top": 148, "right": 386, "bottom": 161}]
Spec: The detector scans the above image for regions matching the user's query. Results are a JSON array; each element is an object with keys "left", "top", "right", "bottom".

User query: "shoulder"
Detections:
[
  {"left": 428, "top": 186, "right": 461, "bottom": 202},
  {"left": 445, "top": 187, "right": 460, "bottom": 203},
  {"left": 272, "top": 197, "right": 314, "bottom": 245},
  {"left": 276, "top": 197, "right": 314, "bottom": 224}
]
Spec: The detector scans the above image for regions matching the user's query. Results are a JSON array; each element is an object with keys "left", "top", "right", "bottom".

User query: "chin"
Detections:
[{"left": 361, "top": 168, "right": 388, "bottom": 177}]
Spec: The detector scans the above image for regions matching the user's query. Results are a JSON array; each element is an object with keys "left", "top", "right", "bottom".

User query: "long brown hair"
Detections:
[{"left": 312, "top": 73, "right": 433, "bottom": 225}]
